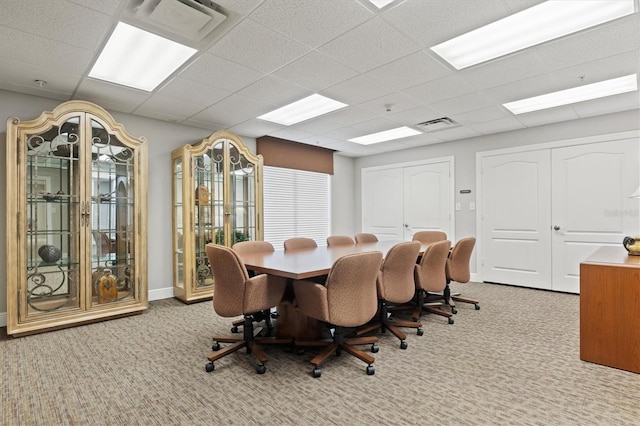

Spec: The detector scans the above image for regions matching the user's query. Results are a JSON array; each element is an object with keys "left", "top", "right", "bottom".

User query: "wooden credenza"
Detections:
[{"left": 580, "top": 246, "right": 640, "bottom": 373}]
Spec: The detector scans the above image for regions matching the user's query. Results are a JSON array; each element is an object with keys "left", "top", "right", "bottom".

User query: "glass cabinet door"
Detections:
[
  {"left": 89, "top": 118, "right": 137, "bottom": 307},
  {"left": 24, "top": 115, "right": 82, "bottom": 318}
]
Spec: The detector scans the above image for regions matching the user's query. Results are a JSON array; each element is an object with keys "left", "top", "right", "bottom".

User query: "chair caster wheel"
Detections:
[
  {"left": 296, "top": 348, "right": 305, "bottom": 355},
  {"left": 417, "top": 328, "right": 424, "bottom": 336},
  {"left": 313, "top": 367, "right": 321, "bottom": 378},
  {"left": 211, "top": 342, "right": 220, "bottom": 351},
  {"left": 400, "top": 341, "right": 408, "bottom": 350},
  {"left": 231, "top": 326, "right": 239, "bottom": 333},
  {"left": 205, "top": 362, "right": 215, "bottom": 372},
  {"left": 451, "top": 308, "right": 458, "bottom": 314},
  {"left": 366, "top": 365, "right": 375, "bottom": 375},
  {"left": 256, "top": 364, "right": 266, "bottom": 374},
  {"left": 371, "top": 343, "right": 379, "bottom": 353},
  {"left": 448, "top": 317, "right": 454, "bottom": 325},
  {"left": 474, "top": 304, "right": 480, "bottom": 310}
]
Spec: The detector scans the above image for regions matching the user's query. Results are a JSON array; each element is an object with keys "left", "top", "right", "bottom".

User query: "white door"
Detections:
[
  {"left": 403, "top": 162, "right": 453, "bottom": 240},
  {"left": 362, "top": 167, "right": 404, "bottom": 240},
  {"left": 480, "top": 137, "right": 640, "bottom": 293},
  {"left": 480, "top": 150, "right": 552, "bottom": 289},
  {"left": 551, "top": 138, "right": 640, "bottom": 293},
  {"left": 362, "top": 159, "right": 454, "bottom": 241}
]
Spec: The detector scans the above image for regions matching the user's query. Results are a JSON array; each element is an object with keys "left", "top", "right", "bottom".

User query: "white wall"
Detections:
[{"left": 330, "top": 154, "right": 356, "bottom": 236}]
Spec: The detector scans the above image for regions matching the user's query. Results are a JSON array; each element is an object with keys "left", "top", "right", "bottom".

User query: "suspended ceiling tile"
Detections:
[
  {"left": 364, "top": 51, "right": 452, "bottom": 92},
  {"left": 514, "top": 106, "right": 580, "bottom": 127},
  {"left": 466, "top": 116, "right": 526, "bottom": 135},
  {"left": 273, "top": 51, "right": 359, "bottom": 92},
  {"left": 179, "top": 53, "right": 264, "bottom": 92},
  {"left": 235, "top": 75, "right": 310, "bottom": 107},
  {"left": 75, "top": 78, "right": 150, "bottom": 114},
  {"left": 155, "top": 77, "right": 232, "bottom": 107},
  {"left": 322, "top": 73, "right": 396, "bottom": 105},
  {"left": 403, "top": 73, "right": 476, "bottom": 105},
  {"left": 572, "top": 92, "right": 640, "bottom": 118},
  {"left": 135, "top": 95, "right": 206, "bottom": 121}
]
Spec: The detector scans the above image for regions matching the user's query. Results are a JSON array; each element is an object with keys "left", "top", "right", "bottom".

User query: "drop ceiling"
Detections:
[{"left": 1, "top": 0, "right": 638, "bottom": 157}]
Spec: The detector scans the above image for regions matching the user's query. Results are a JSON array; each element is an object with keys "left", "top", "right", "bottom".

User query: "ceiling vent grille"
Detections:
[
  {"left": 127, "top": 0, "right": 233, "bottom": 48},
  {"left": 416, "top": 117, "right": 460, "bottom": 132}
]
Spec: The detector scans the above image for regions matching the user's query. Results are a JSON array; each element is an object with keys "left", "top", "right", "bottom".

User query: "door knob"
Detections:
[
  {"left": 553, "top": 225, "right": 560, "bottom": 231},
  {"left": 404, "top": 223, "right": 409, "bottom": 228}
]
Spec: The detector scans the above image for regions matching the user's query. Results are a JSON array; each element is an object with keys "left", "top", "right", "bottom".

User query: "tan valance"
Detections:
[{"left": 256, "top": 136, "right": 334, "bottom": 175}]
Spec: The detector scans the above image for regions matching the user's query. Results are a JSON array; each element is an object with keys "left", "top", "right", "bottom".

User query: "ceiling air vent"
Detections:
[
  {"left": 131, "top": 0, "right": 227, "bottom": 43},
  {"left": 416, "top": 117, "right": 460, "bottom": 132}
]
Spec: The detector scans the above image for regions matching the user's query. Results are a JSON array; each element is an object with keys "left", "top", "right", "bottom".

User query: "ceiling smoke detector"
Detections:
[{"left": 415, "top": 117, "right": 460, "bottom": 132}]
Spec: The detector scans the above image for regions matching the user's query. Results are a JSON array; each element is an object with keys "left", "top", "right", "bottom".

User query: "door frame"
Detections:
[
  {"left": 361, "top": 156, "right": 455, "bottom": 242},
  {"left": 476, "top": 130, "right": 640, "bottom": 283}
]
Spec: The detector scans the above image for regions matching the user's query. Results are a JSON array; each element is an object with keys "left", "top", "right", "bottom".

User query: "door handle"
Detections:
[
  {"left": 404, "top": 223, "right": 409, "bottom": 228},
  {"left": 553, "top": 225, "right": 560, "bottom": 231}
]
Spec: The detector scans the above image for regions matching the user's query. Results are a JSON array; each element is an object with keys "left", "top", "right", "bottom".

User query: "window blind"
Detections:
[{"left": 263, "top": 166, "right": 330, "bottom": 250}]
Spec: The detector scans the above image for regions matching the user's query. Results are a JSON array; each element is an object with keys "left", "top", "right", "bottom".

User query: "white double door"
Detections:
[
  {"left": 480, "top": 136, "right": 639, "bottom": 293},
  {"left": 362, "top": 158, "right": 454, "bottom": 241}
]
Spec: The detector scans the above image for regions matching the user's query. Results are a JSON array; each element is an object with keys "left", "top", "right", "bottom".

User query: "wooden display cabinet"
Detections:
[
  {"left": 5, "top": 100, "right": 148, "bottom": 336},
  {"left": 171, "top": 130, "right": 263, "bottom": 303}
]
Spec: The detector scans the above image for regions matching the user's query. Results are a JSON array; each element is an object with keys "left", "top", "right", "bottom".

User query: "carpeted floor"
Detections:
[{"left": 2, "top": 281, "right": 639, "bottom": 425}]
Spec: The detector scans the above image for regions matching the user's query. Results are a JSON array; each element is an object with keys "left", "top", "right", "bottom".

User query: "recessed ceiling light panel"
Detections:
[
  {"left": 503, "top": 74, "right": 638, "bottom": 114},
  {"left": 257, "top": 94, "right": 348, "bottom": 126},
  {"left": 89, "top": 22, "right": 197, "bottom": 91},
  {"left": 431, "top": 0, "right": 636, "bottom": 70},
  {"left": 348, "top": 126, "right": 422, "bottom": 145}
]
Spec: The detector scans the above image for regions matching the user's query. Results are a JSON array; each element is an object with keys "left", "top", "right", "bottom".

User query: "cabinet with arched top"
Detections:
[
  {"left": 171, "top": 130, "right": 263, "bottom": 303},
  {"left": 5, "top": 100, "right": 148, "bottom": 336}
]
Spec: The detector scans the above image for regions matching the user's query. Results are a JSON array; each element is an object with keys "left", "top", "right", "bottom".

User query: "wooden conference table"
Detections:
[{"left": 237, "top": 240, "right": 429, "bottom": 339}]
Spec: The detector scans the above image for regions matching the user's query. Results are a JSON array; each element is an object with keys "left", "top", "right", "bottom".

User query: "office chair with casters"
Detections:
[
  {"left": 326, "top": 235, "right": 355, "bottom": 246},
  {"left": 293, "top": 251, "right": 383, "bottom": 378},
  {"left": 412, "top": 240, "right": 454, "bottom": 324},
  {"left": 356, "top": 241, "right": 423, "bottom": 349},
  {"left": 204, "top": 244, "right": 290, "bottom": 374},
  {"left": 412, "top": 231, "right": 447, "bottom": 244},
  {"left": 230, "top": 240, "right": 282, "bottom": 334},
  {"left": 283, "top": 237, "right": 317, "bottom": 251},
  {"left": 354, "top": 233, "right": 378, "bottom": 243},
  {"left": 446, "top": 237, "right": 479, "bottom": 312}
]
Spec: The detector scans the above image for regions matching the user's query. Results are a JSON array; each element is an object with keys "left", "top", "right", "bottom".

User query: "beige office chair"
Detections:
[
  {"left": 284, "top": 237, "right": 317, "bottom": 251},
  {"left": 293, "top": 251, "right": 383, "bottom": 378},
  {"left": 356, "top": 241, "right": 423, "bottom": 349},
  {"left": 412, "top": 230, "right": 447, "bottom": 244},
  {"left": 445, "top": 237, "right": 479, "bottom": 312},
  {"left": 354, "top": 233, "right": 378, "bottom": 244},
  {"left": 326, "top": 235, "right": 355, "bottom": 247},
  {"left": 412, "top": 239, "right": 454, "bottom": 324},
  {"left": 230, "top": 240, "right": 283, "bottom": 334},
  {"left": 204, "top": 244, "right": 290, "bottom": 374}
]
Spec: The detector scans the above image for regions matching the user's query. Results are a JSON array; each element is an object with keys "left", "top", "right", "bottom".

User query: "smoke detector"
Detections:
[{"left": 415, "top": 117, "right": 460, "bottom": 132}]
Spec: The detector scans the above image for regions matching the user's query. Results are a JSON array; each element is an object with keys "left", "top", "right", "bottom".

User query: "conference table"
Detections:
[{"left": 237, "top": 240, "right": 429, "bottom": 339}]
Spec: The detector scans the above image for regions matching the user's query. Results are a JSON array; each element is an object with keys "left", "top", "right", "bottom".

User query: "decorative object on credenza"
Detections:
[
  {"left": 623, "top": 236, "right": 640, "bottom": 256},
  {"left": 38, "top": 244, "right": 63, "bottom": 263}
]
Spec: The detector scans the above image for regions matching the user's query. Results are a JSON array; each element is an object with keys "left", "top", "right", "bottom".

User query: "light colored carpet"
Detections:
[{"left": 2, "top": 282, "right": 639, "bottom": 425}]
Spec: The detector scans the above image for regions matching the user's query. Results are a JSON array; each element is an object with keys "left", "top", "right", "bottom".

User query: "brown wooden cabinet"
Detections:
[
  {"left": 5, "top": 101, "right": 148, "bottom": 336},
  {"left": 171, "top": 130, "right": 263, "bottom": 303},
  {"left": 580, "top": 246, "right": 640, "bottom": 373}
]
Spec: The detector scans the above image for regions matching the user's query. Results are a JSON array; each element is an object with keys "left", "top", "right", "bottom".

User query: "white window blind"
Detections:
[{"left": 263, "top": 166, "right": 330, "bottom": 250}]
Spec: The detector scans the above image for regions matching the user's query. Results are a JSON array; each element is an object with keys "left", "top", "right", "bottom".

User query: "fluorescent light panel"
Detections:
[
  {"left": 258, "top": 94, "right": 347, "bottom": 126},
  {"left": 503, "top": 74, "right": 638, "bottom": 114},
  {"left": 349, "top": 126, "right": 422, "bottom": 145},
  {"left": 367, "top": 0, "right": 395, "bottom": 9},
  {"left": 89, "top": 22, "right": 197, "bottom": 91},
  {"left": 431, "top": 0, "right": 636, "bottom": 70}
]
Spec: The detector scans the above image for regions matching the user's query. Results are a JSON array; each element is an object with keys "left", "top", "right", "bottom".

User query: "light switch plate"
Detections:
[
  {"left": 469, "top": 202, "right": 475, "bottom": 211},
  {"left": 455, "top": 203, "right": 461, "bottom": 211}
]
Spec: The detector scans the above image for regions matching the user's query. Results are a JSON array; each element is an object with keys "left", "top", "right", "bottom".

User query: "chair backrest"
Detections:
[
  {"left": 446, "top": 237, "right": 476, "bottom": 284},
  {"left": 232, "top": 240, "right": 275, "bottom": 255},
  {"left": 354, "top": 233, "right": 378, "bottom": 244},
  {"left": 412, "top": 230, "right": 447, "bottom": 244},
  {"left": 205, "top": 244, "right": 249, "bottom": 318},
  {"left": 378, "top": 241, "right": 421, "bottom": 304},
  {"left": 326, "top": 235, "right": 355, "bottom": 247},
  {"left": 415, "top": 239, "right": 451, "bottom": 292},
  {"left": 284, "top": 237, "right": 317, "bottom": 251},
  {"left": 325, "top": 251, "right": 383, "bottom": 328},
  {"left": 92, "top": 231, "right": 114, "bottom": 255}
]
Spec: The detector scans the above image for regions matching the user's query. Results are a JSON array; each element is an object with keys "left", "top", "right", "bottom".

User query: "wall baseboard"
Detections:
[{"left": 0, "top": 287, "right": 177, "bottom": 328}]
